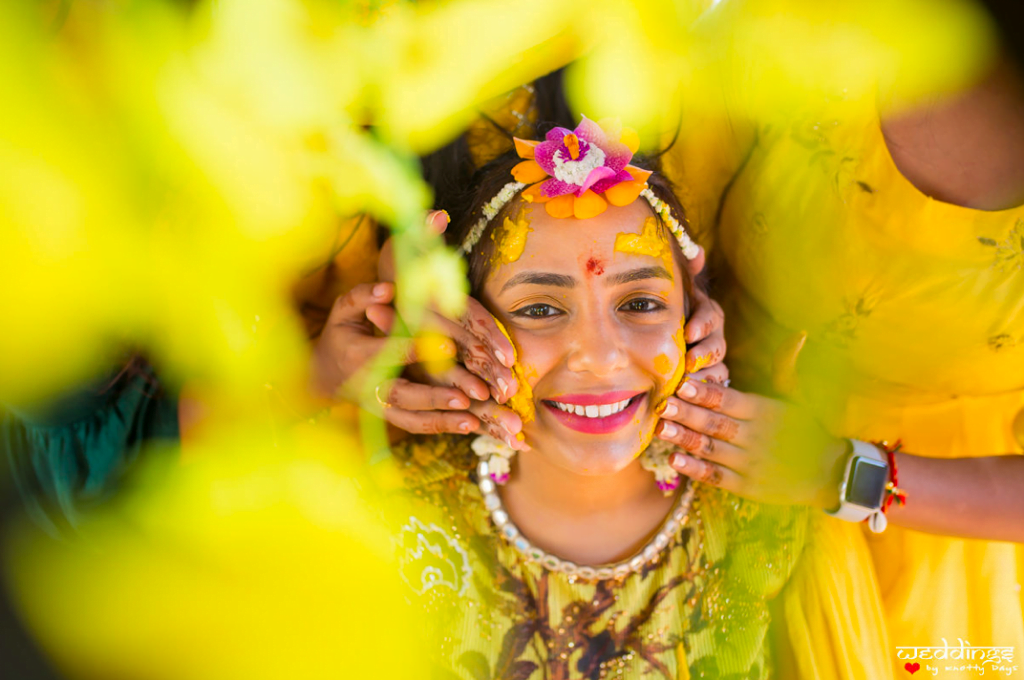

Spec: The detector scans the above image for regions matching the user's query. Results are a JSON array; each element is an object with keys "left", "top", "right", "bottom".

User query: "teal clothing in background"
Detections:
[{"left": 1, "top": 364, "right": 179, "bottom": 536}]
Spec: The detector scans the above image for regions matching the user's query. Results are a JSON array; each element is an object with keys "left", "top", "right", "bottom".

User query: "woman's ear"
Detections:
[{"left": 684, "top": 245, "right": 706, "bottom": 279}]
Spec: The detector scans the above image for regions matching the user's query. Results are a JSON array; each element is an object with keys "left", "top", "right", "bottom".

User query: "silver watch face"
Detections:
[{"left": 845, "top": 456, "right": 888, "bottom": 509}]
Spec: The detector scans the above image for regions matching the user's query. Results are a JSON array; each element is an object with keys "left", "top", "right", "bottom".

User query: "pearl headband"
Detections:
[{"left": 457, "top": 180, "right": 700, "bottom": 260}]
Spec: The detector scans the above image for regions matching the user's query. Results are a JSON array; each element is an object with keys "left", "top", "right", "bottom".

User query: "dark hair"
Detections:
[
  {"left": 421, "top": 68, "right": 697, "bottom": 296},
  {"left": 419, "top": 69, "right": 577, "bottom": 227},
  {"left": 443, "top": 151, "right": 695, "bottom": 298},
  {"left": 978, "top": 0, "right": 1024, "bottom": 71}
]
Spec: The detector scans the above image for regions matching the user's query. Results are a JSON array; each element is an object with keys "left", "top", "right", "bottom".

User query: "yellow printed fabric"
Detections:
[
  {"left": 384, "top": 435, "right": 825, "bottom": 679},
  {"left": 669, "top": 85, "right": 1024, "bottom": 679}
]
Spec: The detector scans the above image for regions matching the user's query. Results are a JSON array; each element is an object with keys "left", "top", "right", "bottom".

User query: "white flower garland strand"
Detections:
[
  {"left": 457, "top": 181, "right": 700, "bottom": 260},
  {"left": 470, "top": 434, "right": 516, "bottom": 484},
  {"left": 639, "top": 439, "right": 682, "bottom": 495},
  {"left": 639, "top": 187, "right": 700, "bottom": 260},
  {"left": 458, "top": 181, "right": 525, "bottom": 255}
]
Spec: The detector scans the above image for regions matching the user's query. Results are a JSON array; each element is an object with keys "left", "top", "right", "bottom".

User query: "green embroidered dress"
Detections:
[{"left": 387, "top": 435, "right": 810, "bottom": 680}]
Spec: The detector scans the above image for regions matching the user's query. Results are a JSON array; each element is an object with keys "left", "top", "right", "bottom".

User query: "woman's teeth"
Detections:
[{"left": 551, "top": 399, "right": 632, "bottom": 418}]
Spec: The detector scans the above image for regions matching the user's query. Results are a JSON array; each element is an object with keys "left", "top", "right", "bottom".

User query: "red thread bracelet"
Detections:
[{"left": 873, "top": 439, "right": 908, "bottom": 513}]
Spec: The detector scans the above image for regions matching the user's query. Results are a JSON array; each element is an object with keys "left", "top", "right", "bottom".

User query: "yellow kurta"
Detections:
[{"left": 668, "top": 84, "right": 1024, "bottom": 679}]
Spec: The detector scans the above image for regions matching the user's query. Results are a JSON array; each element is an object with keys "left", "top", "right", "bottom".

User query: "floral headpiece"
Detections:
[{"left": 458, "top": 115, "right": 699, "bottom": 260}]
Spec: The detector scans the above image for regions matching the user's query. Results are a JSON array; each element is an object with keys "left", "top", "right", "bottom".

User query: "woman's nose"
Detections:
[{"left": 565, "top": 315, "right": 630, "bottom": 377}]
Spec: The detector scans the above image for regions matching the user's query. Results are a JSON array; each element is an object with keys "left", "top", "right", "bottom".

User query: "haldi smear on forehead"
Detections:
[
  {"left": 490, "top": 206, "right": 532, "bottom": 267},
  {"left": 492, "top": 318, "right": 535, "bottom": 424},
  {"left": 613, "top": 215, "right": 674, "bottom": 273}
]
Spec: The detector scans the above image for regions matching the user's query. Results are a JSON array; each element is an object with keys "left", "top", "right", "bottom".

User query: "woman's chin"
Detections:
[
  {"left": 534, "top": 440, "right": 647, "bottom": 477},
  {"left": 524, "top": 418, "right": 659, "bottom": 476}
]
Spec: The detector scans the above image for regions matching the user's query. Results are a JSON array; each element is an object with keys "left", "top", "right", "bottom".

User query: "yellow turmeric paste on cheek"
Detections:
[
  {"left": 490, "top": 208, "right": 532, "bottom": 266},
  {"left": 613, "top": 216, "right": 674, "bottom": 273},
  {"left": 689, "top": 353, "right": 712, "bottom": 373},
  {"left": 635, "top": 326, "right": 689, "bottom": 458},
  {"left": 616, "top": 217, "right": 686, "bottom": 413},
  {"left": 652, "top": 324, "right": 689, "bottom": 414},
  {"left": 669, "top": 324, "right": 689, "bottom": 392},
  {"left": 653, "top": 354, "right": 672, "bottom": 375},
  {"left": 492, "top": 318, "right": 535, "bottom": 424}
]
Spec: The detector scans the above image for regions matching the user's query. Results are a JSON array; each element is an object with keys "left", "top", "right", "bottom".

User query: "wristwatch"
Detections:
[{"left": 825, "top": 439, "right": 890, "bottom": 533}]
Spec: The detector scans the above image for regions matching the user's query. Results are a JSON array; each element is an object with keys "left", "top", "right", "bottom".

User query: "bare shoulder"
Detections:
[{"left": 881, "top": 57, "right": 1024, "bottom": 211}]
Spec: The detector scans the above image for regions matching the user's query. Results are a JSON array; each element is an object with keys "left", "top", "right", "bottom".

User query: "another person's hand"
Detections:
[
  {"left": 682, "top": 283, "right": 728, "bottom": 385},
  {"left": 311, "top": 280, "right": 527, "bottom": 448},
  {"left": 655, "top": 379, "right": 849, "bottom": 509},
  {"left": 376, "top": 211, "right": 519, "bottom": 398},
  {"left": 311, "top": 211, "right": 526, "bottom": 447},
  {"left": 364, "top": 288, "right": 528, "bottom": 450}
]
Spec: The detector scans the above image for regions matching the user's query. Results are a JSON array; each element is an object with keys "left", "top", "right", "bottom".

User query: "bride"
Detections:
[{"left": 358, "top": 115, "right": 885, "bottom": 679}]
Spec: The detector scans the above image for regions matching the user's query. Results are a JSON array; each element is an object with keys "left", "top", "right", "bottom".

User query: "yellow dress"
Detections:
[
  {"left": 384, "top": 435, "right": 828, "bottom": 679},
  {"left": 667, "top": 85, "right": 1024, "bottom": 678}
]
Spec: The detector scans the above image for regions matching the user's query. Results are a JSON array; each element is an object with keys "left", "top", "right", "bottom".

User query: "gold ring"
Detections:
[{"left": 375, "top": 383, "right": 391, "bottom": 409}]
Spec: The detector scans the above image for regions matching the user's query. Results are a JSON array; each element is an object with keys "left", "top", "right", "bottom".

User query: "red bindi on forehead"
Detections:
[{"left": 585, "top": 256, "right": 605, "bottom": 276}]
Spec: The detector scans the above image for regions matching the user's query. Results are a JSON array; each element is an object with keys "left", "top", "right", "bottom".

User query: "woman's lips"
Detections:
[
  {"left": 547, "top": 390, "right": 638, "bottom": 406},
  {"left": 542, "top": 392, "right": 646, "bottom": 435}
]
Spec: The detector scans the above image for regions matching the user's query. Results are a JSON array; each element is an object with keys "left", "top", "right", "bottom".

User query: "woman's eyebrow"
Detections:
[
  {"left": 500, "top": 271, "right": 577, "bottom": 293},
  {"left": 608, "top": 266, "right": 673, "bottom": 286}
]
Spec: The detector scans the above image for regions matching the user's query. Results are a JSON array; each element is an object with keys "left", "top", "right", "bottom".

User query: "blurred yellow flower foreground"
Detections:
[
  {"left": 0, "top": 0, "right": 583, "bottom": 676},
  {"left": 0, "top": 0, "right": 998, "bottom": 676},
  {"left": 5, "top": 423, "right": 424, "bottom": 680}
]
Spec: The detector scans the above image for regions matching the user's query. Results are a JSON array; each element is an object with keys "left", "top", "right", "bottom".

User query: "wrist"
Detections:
[
  {"left": 309, "top": 341, "right": 342, "bottom": 399},
  {"left": 823, "top": 439, "right": 892, "bottom": 533},
  {"left": 873, "top": 439, "right": 908, "bottom": 515},
  {"left": 815, "top": 438, "right": 852, "bottom": 510}
]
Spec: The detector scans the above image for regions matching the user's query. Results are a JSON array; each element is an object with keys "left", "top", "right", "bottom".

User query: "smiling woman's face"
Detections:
[{"left": 480, "top": 198, "right": 690, "bottom": 477}]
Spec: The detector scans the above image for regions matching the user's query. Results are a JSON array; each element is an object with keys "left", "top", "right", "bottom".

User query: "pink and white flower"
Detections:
[{"left": 511, "top": 116, "right": 651, "bottom": 219}]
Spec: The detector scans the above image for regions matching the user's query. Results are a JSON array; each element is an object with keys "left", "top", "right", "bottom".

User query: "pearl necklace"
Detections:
[{"left": 475, "top": 458, "right": 696, "bottom": 582}]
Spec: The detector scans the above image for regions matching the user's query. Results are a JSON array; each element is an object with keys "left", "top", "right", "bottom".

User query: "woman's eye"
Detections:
[
  {"left": 512, "top": 303, "right": 561, "bottom": 319},
  {"left": 620, "top": 298, "right": 665, "bottom": 313}
]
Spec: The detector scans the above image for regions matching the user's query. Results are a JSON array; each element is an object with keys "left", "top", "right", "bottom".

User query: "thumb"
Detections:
[
  {"left": 378, "top": 237, "right": 395, "bottom": 283},
  {"left": 772, "top": 330, "right": 807, "bottom": 398},
  {"left": 366, "top": 302, "right": 396, "bottom": 334},
  {"left": 328, "top": 282, "right": 394, "bottom": 325},
  {"left": 427, "top": 209, "right": 450, "bottom": 235}
]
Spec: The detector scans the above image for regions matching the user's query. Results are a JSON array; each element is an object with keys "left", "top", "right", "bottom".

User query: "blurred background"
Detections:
[{"left": 0, "top": 0, "right": 1018, "bottom": 678}]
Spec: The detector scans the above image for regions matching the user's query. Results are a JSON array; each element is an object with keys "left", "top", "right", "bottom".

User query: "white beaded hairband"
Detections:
[
  {"left": 640, "top": 186, "right": 700, "bottom": 260},
  {"left": 458, "top": 181, "right": 525, "bottom": 255},
  {"left": 457, "top": 180, "right": 701, "bottom": 260}
]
